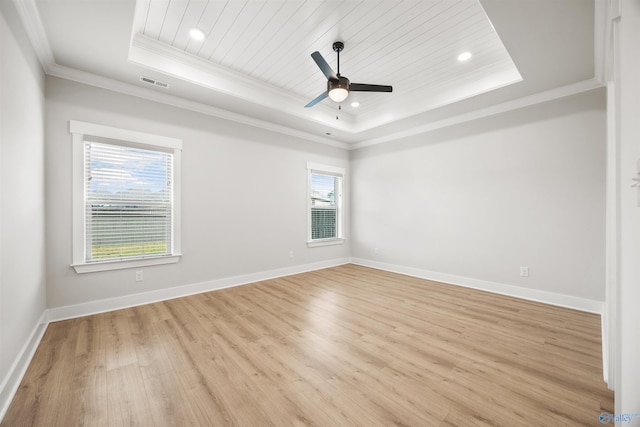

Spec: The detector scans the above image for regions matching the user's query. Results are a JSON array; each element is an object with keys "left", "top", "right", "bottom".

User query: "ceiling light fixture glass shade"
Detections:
[
  {"left": 328, "top": 88, "right": 349, "bottom": 102},
  {"left": 327, "top": 76, "right": 350, "bottom": 102}
]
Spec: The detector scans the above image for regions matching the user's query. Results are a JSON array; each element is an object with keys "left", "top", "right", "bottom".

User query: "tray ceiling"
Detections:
[
  {"left": 23, "top": 0, "right": 598, "bottom": 146},
  {"left": 130, "top": 0, "right": 521, "bottom": 134}
]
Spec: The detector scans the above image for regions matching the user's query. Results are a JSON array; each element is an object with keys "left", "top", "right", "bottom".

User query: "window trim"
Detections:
[
  {"left": 307, "top": 162, "right": 345, "bottom": 247},
  {"left": 70, "top": 120, "right": 182, "bottom": 273}
]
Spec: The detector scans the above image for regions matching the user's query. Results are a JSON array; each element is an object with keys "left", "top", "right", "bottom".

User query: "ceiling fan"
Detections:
[{"left": 304, "top": 41, "right": 393, "bottom": 108}]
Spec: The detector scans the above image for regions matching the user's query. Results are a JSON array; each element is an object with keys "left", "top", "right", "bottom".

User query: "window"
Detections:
[
  {"left": 70, "top": 121, "right": 182, "bottom": 273},
  {"left": 307, "top": 162, "right": 345, "bottom": 247}
]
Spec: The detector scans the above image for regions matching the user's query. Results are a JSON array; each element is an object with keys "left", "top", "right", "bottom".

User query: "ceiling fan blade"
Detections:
[
  {"left": 311, "top": 51, "right": 337, "bottom": 80},
  {"left": 304, "top": 91, "right": 328, "bottom": 108},
  {"left": 350, "top": 83, "right": 393, "bottom": 92}
]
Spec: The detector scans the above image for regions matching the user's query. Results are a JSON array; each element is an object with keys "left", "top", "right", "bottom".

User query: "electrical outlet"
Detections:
[
  {"left": 520, "top": 267, "right": 529, "bottom": 277},
  {"left": 374, "top": 247, "right": 379, "bottom": 254},
  {"left": 289, "top": 251, "right": 294, "bottom": 259},
  {"left": 135, "top": 270, "right": 144, "bottom": 282}
]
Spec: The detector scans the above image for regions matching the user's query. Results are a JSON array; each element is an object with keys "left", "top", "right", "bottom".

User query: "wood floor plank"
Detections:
[
  {"left": 1, "top": 264, "right": 613, "bottom": 426},
  {"left": 72, "top": 315, "right": 109, "bottom": 426}
]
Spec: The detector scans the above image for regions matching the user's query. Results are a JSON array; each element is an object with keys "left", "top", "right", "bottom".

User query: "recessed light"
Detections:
[
  {"left": 189, "top": 28, "right": 205, "bottom": 41},
  {"left": 350, "top": 101, "right": 360, "bottom": 108},
  {"left": 458, "top": 51, "right": 472, "bottom": 62}
]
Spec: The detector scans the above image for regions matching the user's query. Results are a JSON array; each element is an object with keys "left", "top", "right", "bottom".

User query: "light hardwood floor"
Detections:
[{"left": 2, "top": 264, "right": 613, "bottom": 426}]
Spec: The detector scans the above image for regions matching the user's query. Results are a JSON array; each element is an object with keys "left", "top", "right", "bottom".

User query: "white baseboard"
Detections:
[
  {"left": 0, "top": 311, "right": 48, "bottom": 423},
  {"left": 350, "top": 258, "right": 604, "bottom": 314},
  {"left": 1, "top": 256, "right": 602, "bottom": 423},
  {"left": 47, "top": 258, "right": 351, "bottom": 322}
]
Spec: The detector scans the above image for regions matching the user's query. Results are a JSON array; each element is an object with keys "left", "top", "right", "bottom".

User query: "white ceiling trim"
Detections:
[
  {"left": 129, "top": 35, "right": 355, "bottom": 133},
  {"left": 595, "top": 0, "right": 619, "bottom": 84},
  {"left": 45, "top": 62, "right": 350, "bottom": 150},
  {"left": 12, "top": 0, "right": 603, "bottom": 151},
  {"left": 129, "top": 0, "right": 523, "bottom": 135},
  {"left": 48, "top": 57, "right": 602, "bottom": 152},
  {"left": 12, "top": 0, "right": 349, "bottom": 149},
  {"left": 351, "top": 78, "right": 605, "bottom": 149},
  {"left": 11, "top": 0, "right": 55, "bottom": 72},
  {"left": 593, "top": 0, "right": 621, "bottom": 84},
  {"left": 350, "top": 63, "right": 522, "bottom": 133}
]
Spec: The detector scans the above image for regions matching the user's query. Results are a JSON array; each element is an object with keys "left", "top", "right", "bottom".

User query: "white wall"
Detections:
[
  {"left": 45, "top": 77, "right": 349, "bottom": 310},
  {"left": 0, "top": 0, "right": 47, "bottom": 415},
  {"left": 615, "top": 0, "right": 640, "bottom": 419},
  {"left": 351, "top": 89, "right": 606, "bottom": 306}
]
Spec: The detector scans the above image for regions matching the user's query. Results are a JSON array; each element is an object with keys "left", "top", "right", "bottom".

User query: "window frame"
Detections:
[
  {"left": 307, "top": 162, "right": 345, "bottom": 247},
  {"left": 70, "top": 120, "right": 182, "bottom": 273}
]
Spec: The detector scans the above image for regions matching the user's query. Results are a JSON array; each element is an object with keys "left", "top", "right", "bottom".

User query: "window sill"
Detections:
[
  {"left": 307, "top": 238, "right": 345, "bottom": 248},
  {"left": 72, "top": 254, "right": 182, "bottom": 274}
]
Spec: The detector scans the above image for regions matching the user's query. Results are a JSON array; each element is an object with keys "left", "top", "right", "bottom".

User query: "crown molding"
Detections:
[
  {"left": 350, "top": 61, "right": 523, "bottom": 134},
  {"left": 350, "top": 78, "right": 605, "bottom": 150},
  {"left": 129, "top": 35, "right": 357, "bottom": 133},
  {"left": 12, "top": 0, "right": 605, "bottom": 152},
  {"left": 12, "top": 0, "right": 55, "bottom": 72},
  {"left": 12, "top": 0, "right": 351, "bottom": 150},
  {"left": 42, "top": 63, "right": 604, "bottom": 152},
  {"left": 46, "top": 63, "right": 350, "bottom": 150}
]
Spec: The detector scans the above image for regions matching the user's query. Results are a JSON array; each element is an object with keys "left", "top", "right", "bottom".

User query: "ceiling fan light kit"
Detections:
[
  {"left": 305, "top": 41, "right": 392, "bottom": 108},
  {"left": 328, "top": 77, "right": 350, "bottom": 102}
]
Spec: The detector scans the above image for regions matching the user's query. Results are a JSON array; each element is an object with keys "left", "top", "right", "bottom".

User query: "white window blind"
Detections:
[
  {"left": 307, "top": 162, "right": 345, "bottom": 246},
  {"left": 70, "top": 120, "right": 182, "bottom": 273},
  {"left": 84, "top": 140, "right": 174, "bottom": 262}
]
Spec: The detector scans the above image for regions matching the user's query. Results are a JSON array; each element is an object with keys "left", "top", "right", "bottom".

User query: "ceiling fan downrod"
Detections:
[{"left": 333, "top": 41, "right": 344, "bottom": 76}]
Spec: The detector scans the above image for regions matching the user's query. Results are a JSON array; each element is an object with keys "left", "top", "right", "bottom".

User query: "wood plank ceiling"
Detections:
[{"left": 134, "top": 0, "right": 521, "bottom": 129}]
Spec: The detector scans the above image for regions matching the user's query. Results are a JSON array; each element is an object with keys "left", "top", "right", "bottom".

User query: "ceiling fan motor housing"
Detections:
[{"left": 328, "top": 76, "right": 350, "bottom": 92}]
